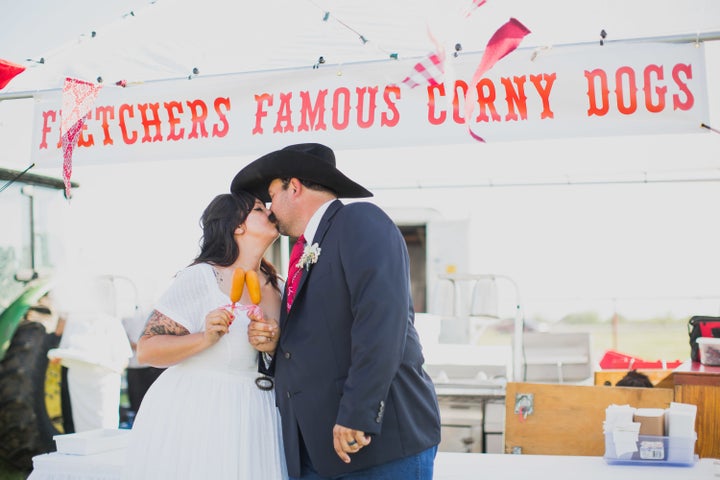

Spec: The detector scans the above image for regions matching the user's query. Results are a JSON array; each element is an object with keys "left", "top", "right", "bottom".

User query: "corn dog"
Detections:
[
  {"left": 230, "top": 268, "right": 245, "bottom": 306},
  {"left": 245, "top": 270, "right": 262, "bottom": 305}
]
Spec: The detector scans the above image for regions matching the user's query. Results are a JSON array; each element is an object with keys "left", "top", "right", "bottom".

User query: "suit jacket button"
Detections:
[
  {"left": 284, "top": 352, "right": 291, "bottom": 359},
  {"left": 287, "top": 392, "right": 292, "bottom": 399}
]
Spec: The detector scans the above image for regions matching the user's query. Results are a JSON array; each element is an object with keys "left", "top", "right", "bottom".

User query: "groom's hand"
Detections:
[{"left": 333, "top": 424, "right": 371, "bottom": 463}]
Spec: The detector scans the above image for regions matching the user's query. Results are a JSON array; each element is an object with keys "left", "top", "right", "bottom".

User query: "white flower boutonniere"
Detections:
[{"left": 297, "top": 243, "right": 321, "bottom": 270}]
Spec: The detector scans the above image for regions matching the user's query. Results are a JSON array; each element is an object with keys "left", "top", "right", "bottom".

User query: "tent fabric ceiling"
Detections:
[{"left": 2, "top": 0, "right": 720, "bottom": 94}]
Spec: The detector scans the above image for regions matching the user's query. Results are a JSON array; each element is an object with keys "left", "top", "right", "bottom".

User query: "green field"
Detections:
[
  {"left": 545, "top": 318, "right": 691, "bottom": 365},
  {"left": 471, "top": 316, "right": 693, "bottom": 366}
]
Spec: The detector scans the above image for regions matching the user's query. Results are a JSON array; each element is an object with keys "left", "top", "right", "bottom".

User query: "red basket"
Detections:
[{"left": 599, "top": 350, "right": 682, "bottom": 370}]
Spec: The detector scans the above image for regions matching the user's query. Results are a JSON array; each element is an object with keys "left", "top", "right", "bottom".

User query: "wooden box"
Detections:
[{"left": 504, "top": 382, "right": 673, "bottom": 456}]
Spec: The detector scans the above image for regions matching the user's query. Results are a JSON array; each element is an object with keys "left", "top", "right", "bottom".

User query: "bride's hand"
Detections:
[
  {"left": 247, "top": 308, "right": 279, "bottom": 353},
  {"left": 203, "top": 308, "right": 233, "bottom": 345}
]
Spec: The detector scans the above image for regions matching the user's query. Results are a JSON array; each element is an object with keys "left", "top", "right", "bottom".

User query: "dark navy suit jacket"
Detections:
[{"left": 262, "top": 199, "right": 441, "bottom": 477}]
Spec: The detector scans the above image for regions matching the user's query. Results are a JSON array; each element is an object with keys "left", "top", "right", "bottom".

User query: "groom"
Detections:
[{"left": 233, "top": 143, "right": 440, "bottom": 479}]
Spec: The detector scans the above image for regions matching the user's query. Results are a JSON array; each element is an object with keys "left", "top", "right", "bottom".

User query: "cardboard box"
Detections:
[{"left": 633, "top": 408, "right": 665, "bottom": 436}]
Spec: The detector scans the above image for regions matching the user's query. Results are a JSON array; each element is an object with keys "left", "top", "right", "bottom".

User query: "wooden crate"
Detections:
[{"left": 504, "top": 382, "right": 674, "bottom": 456}]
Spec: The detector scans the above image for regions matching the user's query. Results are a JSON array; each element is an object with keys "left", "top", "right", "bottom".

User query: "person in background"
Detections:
[
  {"left": 120, "top": 307, "right": 165, "bottom": 423},
  {"left": 615, "top": 369, "right": 654, "bottom": 388},
  {"left": 123, "top": 192, "right": 287, "bottom": 480},
  {"left": 48, "top": 274, "right": 133, "bottom": 432},
  {"left": 235, "top": 143, "right": 441, "bottom": 480}
]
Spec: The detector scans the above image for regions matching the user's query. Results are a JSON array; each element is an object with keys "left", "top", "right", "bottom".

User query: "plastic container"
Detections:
[
  {"left": 604, "top": 433, "right": 697, "bottom": 466},
  {"left": 696, "top": 337, "right": 720, "bottom": 366},
  {"left": 54, "top": 428, "right": 130, "bottom": 455}
]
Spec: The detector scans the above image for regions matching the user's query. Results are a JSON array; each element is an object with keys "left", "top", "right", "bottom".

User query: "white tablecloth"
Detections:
[{"left": 29, "top": 448, "right": 719, "bottom": 480}]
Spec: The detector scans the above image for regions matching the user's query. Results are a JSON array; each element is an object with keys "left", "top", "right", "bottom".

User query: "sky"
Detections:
[{"left": 1, "top": 0, "right": 720, "bottom": 322}]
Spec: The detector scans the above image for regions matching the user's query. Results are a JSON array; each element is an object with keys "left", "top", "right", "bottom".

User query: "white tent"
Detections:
[{"left": 1, "top": 0, "right": 720, "bottom": 320}]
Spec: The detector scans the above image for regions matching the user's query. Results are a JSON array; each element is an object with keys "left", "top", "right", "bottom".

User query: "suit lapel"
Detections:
[{"left": 283, "top": 200, "right": 343, "bottom": 324}]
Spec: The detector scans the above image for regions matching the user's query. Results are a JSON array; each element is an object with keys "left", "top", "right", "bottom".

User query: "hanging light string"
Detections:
[{"left": 303, "top": 0, "right": 402, "bottom": 60}]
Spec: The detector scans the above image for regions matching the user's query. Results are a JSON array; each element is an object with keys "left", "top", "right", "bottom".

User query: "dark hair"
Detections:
[
  {"left": 615, "top": 369, "right": 653, "bottom": 388},
  {"left": 192, "top": 192, "right": 279, "bottom": 291}
]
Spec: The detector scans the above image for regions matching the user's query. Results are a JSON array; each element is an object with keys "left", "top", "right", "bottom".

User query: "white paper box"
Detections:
[{"left": 54, "top": 429, "right": 130, "bottom": 455}]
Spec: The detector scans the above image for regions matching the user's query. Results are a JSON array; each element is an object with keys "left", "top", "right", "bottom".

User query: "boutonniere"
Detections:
[{"left": 297, "top": 243, "right": 321, "bottom": 270}]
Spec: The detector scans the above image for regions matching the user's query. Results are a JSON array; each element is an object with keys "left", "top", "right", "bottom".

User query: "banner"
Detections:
[{"left": 30, "top": 42, "right": 708, "bottom": 167}]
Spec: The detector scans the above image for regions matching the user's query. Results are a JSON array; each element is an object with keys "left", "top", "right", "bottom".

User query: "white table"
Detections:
[{"left": 29, "top": 448, "right": 719, "bottom": 480}]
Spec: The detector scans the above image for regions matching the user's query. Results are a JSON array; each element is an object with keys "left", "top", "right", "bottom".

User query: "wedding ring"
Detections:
[{"left": 347, "top": 440, "right": 357, "bottom": 447}]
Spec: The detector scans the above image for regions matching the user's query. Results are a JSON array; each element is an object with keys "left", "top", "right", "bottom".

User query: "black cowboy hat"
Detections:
[{"left": 231, "top": 143, "right": 373, "bottom": 202}]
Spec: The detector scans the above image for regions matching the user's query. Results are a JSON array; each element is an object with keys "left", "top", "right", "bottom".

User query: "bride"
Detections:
[{"left": 123, "top": 192, "right": 287, "bottom": 479}]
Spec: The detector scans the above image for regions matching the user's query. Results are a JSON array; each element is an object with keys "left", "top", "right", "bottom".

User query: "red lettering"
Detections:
[
  {"left": 529, "top": 73, "right": 556, "bottom": 119},
  {"left": 39, "top": 110, "right": 57, "bottom": 149},
  {"left": 332, "top": 88, "right": 351, "bottom": 130},
  {"left": 585, "top": 68, "right": 610, "bottom": 116},
  {"left": 273, "top": 93, "right": 294, "bottom": 133},
  {"left": 381, "top": 85, "right": 400, "bottom": 127},
  {"left": 253, "top": 93, "right": 272, "bottom": 135},
  {"left": 356, "top": 86, "right": 378, "bottom": 129},
  {"left": 186, "top": 99, "right": 209, "bottom": 139},
  {"left": 298, "top": 90, "right": 328, "bottom": 132},
  {"left": 501, "top": 75, "right": 528, "bottom": 121},
  {"left": 138, "top": 102, "right": 163, "bottom": 142},
  {"left": 427, "top": 84, "right": 446, "bottom": 125},
  {"left": 95, "top": 106, "right": 115, "bottom": 145},
  {"left": 615, "top": 66, "right": 638, "bottom": 115},
  {"left": 672, "top": 63, "right": 693, "bottom": 110},
  {"left": 475, "top": 79, "right": 501, "bottom": 123},
  {"left": 77, "top": 115, "right": 95, "bottom": 147},
  {"left": 453, "top": 81, "right": 468, "bottom": 124},
  {"left": 212, "top": 97, "right": 231, "bottom": 137},
  {"left": 118, "top": 104, "right": 138, "bottom": 144},
  {"left": 164, "top": 101, "right": 184, "bottom": 141},
  {"left": 643, "top": 65, "right": 666, "bottom": 113}
]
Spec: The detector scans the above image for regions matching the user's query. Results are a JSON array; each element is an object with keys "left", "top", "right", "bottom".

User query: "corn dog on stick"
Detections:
[
  {"left": 230, "top": 268, "right": 245, "bottom": 308},
  {"left": 245, "top": 270, "right": 262, "bottom": 305}
]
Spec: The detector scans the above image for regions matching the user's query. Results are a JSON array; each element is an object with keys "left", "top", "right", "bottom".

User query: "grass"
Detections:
[
  {"left": 547, "top": 319, "right": 690, "bottom": 364},
  {"left": 472, "top": 316, "right": 692, "bottom": 365}
]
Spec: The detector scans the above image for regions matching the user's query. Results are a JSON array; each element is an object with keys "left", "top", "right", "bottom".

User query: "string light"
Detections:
[{"left": 312, "top": 56, "right": 325, "bottom": 69}]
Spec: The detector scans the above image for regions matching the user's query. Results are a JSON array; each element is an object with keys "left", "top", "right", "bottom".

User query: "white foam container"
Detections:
[{"left": 54, "top": 428, "right": 130, "bottom": 455}]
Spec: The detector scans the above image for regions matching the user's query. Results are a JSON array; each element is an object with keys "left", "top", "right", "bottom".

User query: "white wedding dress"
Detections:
[{"left": 123, "top": 263, "right": 287, "bottom": 479}]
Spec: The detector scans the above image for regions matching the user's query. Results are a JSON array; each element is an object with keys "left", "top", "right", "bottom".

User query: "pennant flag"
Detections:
[
  {"left": 61, "top": 77, "right": 103, "bottom": 198},
  {"left": 465, "top": 0, "right": 488, "bottom": 18},
  {"left": 0, "top": 58, "right": 26, "bottom": 90},
  {"left": 401, "top": 53, "right": 445, "bottom": 89},
  {"left": 465, "top": 18, "right": 531, "bottom": 142}
]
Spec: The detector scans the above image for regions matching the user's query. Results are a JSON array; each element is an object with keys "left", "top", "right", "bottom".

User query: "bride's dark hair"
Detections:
[{"left": 192, "top": 192, "right": 279, "bottom": 291}]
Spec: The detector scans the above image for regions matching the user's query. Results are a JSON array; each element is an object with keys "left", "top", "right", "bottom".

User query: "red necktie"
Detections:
[{"left": 286, "top": 235, "right": 306, "bottom": 312}]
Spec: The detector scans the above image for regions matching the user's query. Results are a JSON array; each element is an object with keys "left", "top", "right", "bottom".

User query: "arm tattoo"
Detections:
[{"left": 141, "top": 310, "right": 190, "bottom": 338}]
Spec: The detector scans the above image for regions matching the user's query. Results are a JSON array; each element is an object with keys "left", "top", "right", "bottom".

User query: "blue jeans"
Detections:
[{"left": 292, "top": 446, "right": 437, "bottom": 480}]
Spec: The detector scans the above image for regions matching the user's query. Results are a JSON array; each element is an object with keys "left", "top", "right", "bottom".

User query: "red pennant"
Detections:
[
  {"left": 465, "top": 18, "right": 531, "bottom": 142},
  {"left": 402, "top": 53, "right": 445, "bottom": 89},
  {"left": 0, "top": 58, "right": 26, "bottom": 90}
]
